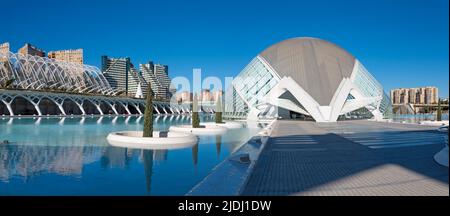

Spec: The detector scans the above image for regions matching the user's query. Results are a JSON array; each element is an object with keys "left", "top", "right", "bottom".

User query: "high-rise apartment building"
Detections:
[
  {"left": 128, "top": 66, "right": 148, "bottom": 99},
  {"left": 18, "top": 43, "right": 45, "bottom": 57},
  {"left": 102, "top": 56, "right": 171, "bottom": 99},
  {"left": 200, "top": 89, "right": 212, "bottom": 102},
  {"left": 48, "top": 49, "right": 83, "bottom": 64},
  {"left": 154, "top": 63, "right": 171, "bottom": 99},
  {"left": 390, "top": 87, "right": 438, "bottom": 104},
  {"left": 175, "top": 91, "right": 192, "bottom": 103},
  {"left": 140, "top": 61, "right": 171, "bottom": 100},
  {"left": 0, "top": 42, "right": 10, "bottom": 62},
  {"left": 102, "top": 56, "right": 131, "bottom": 96},
  {"left": 102, "top": 56, "right": 152, "bottom": 98},
  {"left": 212, "top": 90, "right": 223, "bottom": 102}
]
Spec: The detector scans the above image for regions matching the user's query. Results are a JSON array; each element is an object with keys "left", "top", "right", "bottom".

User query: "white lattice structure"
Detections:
[
  {"left": 0, "top": 51, "right": 117, "bottom": 95},
  {"left": 0, "top": 51, "right": 218, "bottom": 116},
  {"left": 0, "top": 89, "right": 216, "bottom": 116}
]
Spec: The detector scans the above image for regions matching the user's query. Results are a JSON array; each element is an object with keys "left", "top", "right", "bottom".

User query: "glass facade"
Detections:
[
  {"left": 350, "top": 61, "right": 392, "bottom": 118},
  {"left": 224, "top": 56, "right": 393, "bottom": 121},
  {"left": 224, "top": 57, "right": 279, "bottom": 118}
]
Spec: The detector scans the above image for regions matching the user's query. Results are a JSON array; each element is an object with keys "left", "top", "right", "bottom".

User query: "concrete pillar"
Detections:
[
  {"left": 91, "top": 101, "right": 104, "bottom": 115},
  {"left": 107, "top": 102, "right": 119, "bottom": 115},
  {"left": 134, "top": 104, "right": 142, "bottom": 115},
  {"left": 161, "top": 105, "right": 168, "bottom": 114},
  {"left": 76, "top": 102, "right": 86, "bottom": 115},
  {"left": 1, "top": 100, "right": 14, "bottom": 116},
  {"left": 154, "top": 105, "right": 161, "bottom": 114},
  {"left": 34, "top": 104, "right": 43, "bottom": 116}
]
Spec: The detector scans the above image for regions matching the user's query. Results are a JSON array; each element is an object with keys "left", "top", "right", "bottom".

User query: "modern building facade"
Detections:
[
  {"left": 48, "top": 49, "right": 83, "bottom": 64},
  {"left": 0, "top": 43, "right": 9, "bottom": 62},
  {"left": 18, "top": 43, "right": 45, "bottom": 57},
  {"left": 390, "top": 87, "right": 439, "bottom": 105},
  {"left": 1, "top": 49, "right": 115, "bottom": 95},
  {"left": 224, "top": 37, "right": 392, "bottom": 122},
  {"left": 101, "top": 56, "right": 132, "bottom": 96},
  {"left": 140, "top": 62, "right": 171, "bottom": 100},
  {"left": 175, "top": 91, "right": 193, "bottom": 103},
  {"left": 102, "top": 56, "right": 172, "bottom": 100},
  {"left": 199, "top": 89, "right": 223, "bottom": 102}
]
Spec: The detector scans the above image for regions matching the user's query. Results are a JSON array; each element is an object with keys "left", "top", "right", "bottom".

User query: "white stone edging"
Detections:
[
  {"left": 106, "top": 131, "right": 198, "bottom": 150},
  {"left": 169, "top": 124, "right": 228, "bottom": 135},
  {"left": 201, "top": 121, "right": 244, "bottom": 129}
]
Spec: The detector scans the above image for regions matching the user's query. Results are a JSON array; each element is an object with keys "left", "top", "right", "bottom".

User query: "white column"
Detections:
[
  {"left": 134, "top": 103, "right": 143, "bottom": 115},
  {"left": 1, "top": 100, "right": 14, "bottom": 116},
  {"left": 153, "top": 105, "right": 161, "bottom": 114},
  {"left": 107, "top": 102, "right": 119, "bottom": 115}
]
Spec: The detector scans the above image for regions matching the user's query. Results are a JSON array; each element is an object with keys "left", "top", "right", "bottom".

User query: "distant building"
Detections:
[
  {"left": 140, "top": 61, "right": 171, "bottom": 100},
  {"left": 18, "top": 43, "right": 45, "bottom": 57},
  {"left": 212, "top": 90, "right": 223, "bottom": 102},
  {"left": 0, "top": 42, "right": 9, "bottom": 61},
  {"left": 102, "top": 56, "right": 132, "bottom": 96},
  {"left": 200, "top": 89, "right": 213, "bottom": 102},
  {"left": 200, "top": 89, "right": 223, "bottom": 102},
  {"left": 128, "top": 66, "right": 148, "bottom": 98},
  {"left": 175, "top": 91, "right": 192, "bottom": 103},
  {"left": 154, "top": 63, "right": 171, "bottom": 99},
  {"left": 48, "top": 49, "right": 83, "bottom": 64},
  {"left": 102, "top": 55, "right": 153, "bottom": 98},
  {"left": 390, "top": 87, "right": 438, "bottom": 104}
]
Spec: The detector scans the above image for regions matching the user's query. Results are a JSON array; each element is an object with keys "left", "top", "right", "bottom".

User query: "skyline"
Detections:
[{"left": 1, "top": 0, "right": 448, "bottom": 97}]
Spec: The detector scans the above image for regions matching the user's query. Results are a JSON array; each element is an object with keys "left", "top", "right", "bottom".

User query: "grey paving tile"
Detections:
[{"left": 241, "top": 120, "right": 449, "bottom": 196}]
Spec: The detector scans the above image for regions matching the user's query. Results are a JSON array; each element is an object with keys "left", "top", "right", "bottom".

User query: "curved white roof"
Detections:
[{"left": 259, "top": 37, "right": 356, "bottom": 105}]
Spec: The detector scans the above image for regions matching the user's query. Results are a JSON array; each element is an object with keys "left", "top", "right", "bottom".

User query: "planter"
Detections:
[
  {"left": 169, "top": 124, "right": 227, "bottom": 135},
  {"left": 106, "top": 131, "right": 198, "bottom": 150},
  {"left": 202, "top": 121, "right": 244, "bottom": 129}
]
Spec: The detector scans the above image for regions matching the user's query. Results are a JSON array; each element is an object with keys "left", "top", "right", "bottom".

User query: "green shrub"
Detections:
[
  {"left": 143, "top": 85, "right": 154, "bottom": 137},
  {"left": 437, "top": 99, "right": 442, "bottom": 121},
  {"left": 192, "top": 94, "right": 200, "bottom": 128},
  {"left": 215, "top": 96, "right": 223, "bottom": 123}
]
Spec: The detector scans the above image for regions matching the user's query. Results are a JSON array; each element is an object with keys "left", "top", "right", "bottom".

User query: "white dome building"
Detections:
[{"left": 224, "top": 37, "right": 392, "bottom": 122}]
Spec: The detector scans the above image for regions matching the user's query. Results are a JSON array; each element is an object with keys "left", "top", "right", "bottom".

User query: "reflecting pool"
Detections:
[{"left": 0, "top": 115, "right": 262, "bottom": 195}]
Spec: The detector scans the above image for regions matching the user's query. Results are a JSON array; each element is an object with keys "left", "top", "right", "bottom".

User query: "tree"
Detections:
[
  {"left": 215, "top": 95, "right": 224, "bottom": 123},
  {"left": 437, "top": 99, "right": 442, "bottom": 121},
  {"left": 143, "top": 85, "right": 154, "bottom": 137},
  {"left": 192, "top": 93, "right": 200, "bottom": 128}
]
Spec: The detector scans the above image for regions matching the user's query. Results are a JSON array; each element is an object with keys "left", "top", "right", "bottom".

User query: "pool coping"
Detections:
[{"left": 186, "top": 119, "right": 276, "bottom": 196}]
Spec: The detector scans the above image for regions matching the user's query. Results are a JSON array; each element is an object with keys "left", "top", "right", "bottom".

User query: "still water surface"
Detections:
[{"left": 0, "top": 115, "right": 261, "bottom": 195}]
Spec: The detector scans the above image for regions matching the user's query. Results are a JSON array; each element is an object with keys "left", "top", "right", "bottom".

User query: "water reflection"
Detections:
[
  {"left": 216, "top": 135, "right": 222, "bottom": 158},
  {"left": 0, "top": 116, "right": 261, "bottom": 195},
  {"left": 142, "top": 150, "right": 154, "bottom": 194},
  {"left": 100, "top": 147, "right": 133, "bottom": 169},
  {"left": 0, "top": 144, "right": 101, "bottom": 182},
  {"left": 192, "top": 144, "right": 198, "bottom": 166}
]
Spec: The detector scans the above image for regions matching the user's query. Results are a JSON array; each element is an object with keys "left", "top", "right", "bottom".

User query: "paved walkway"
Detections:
[{"left": 242, "top": 120, "right": 449, "bottom": 196}]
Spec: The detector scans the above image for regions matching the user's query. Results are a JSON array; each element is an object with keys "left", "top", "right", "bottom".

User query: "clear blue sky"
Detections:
[{"left": 1, "top": 0, "right": 448, "bottom": 97}]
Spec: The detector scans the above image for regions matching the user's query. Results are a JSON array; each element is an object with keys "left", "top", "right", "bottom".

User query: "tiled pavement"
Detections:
[{"left": 241, "top": 120, "right": 449, "bottom": 196}]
